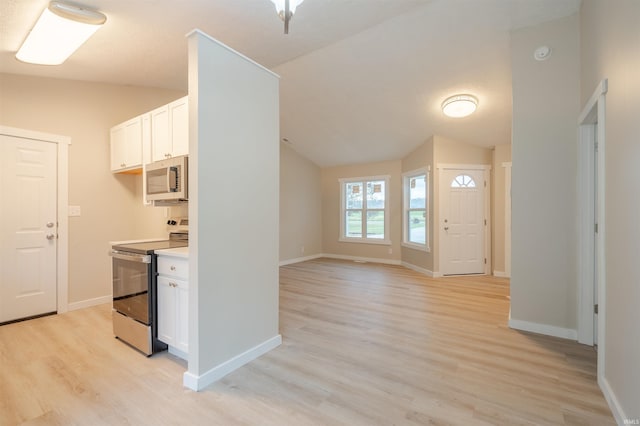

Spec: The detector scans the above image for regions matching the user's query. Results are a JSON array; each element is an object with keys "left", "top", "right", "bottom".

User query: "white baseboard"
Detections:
[
  {"left": 508, "top": 318, "right": 577, "bottom": 340},
  {"left": 599, "top": 374, "right": 628, "bottom": 426},
  {"left": 279, "top": 253, "right": 323, "bottom": 266},
  {"left": 401, "top": 261, "right": 436, "bottom": 277},
  {"left": 280, "top": 253, "right": 402, "bottom": 267},
  {"left": 183, "top": 334, "right": 282, "bottom": 391},
  {"left": 67, "top": 295, "right": 112, "bottom": 311},
  {"left": 322, "top": 253, "right": 401, "bottom": 266},
  {"left": 493, "top": 270, "right": 510, "bottom": 278}
]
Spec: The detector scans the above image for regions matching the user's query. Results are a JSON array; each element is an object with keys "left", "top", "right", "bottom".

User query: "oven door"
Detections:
[{"left": 111, "top": 250, "right": 151, "bottom": 325}]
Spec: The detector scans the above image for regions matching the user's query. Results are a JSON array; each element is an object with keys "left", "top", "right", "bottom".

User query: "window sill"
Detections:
[
  {"left": 401, "top": 241, "right": 430, "bottom": 252},
  {"left": 339, "top": 237, "right": 391, "bottom": 246}
]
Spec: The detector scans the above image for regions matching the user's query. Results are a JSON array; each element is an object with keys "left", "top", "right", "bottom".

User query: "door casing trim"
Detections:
[{"left": 576, "top": 79, "right": 607, "bottom": 370}]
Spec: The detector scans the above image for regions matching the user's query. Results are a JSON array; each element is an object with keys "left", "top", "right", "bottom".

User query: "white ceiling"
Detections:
[{"left": 0, "top": 0, "right": 580, "bottom": 167}]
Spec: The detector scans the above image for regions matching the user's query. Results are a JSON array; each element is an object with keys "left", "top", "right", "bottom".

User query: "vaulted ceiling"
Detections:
[{"left": 0, "top": 0, "right": 580, "bottom": 166}]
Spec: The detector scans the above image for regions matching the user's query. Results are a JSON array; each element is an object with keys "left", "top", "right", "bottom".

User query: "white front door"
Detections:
[
  {"left": 0, "top": 135, "right": 58, "bottom": 323},
  {"left": 440, "top": 168, "right": 486, "bottom": 275}
]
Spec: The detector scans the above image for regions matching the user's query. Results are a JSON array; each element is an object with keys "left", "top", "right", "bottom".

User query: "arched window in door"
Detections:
[{"left": 451, "top": 174, "right": 476, "bottom": 188}]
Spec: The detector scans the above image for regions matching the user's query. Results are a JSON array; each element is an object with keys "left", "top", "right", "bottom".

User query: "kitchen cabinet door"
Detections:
[
  {"left": 157, "top": 276, "right": 177, "bottom": 347},
  {"left": 169, "top": 96, "right": 189, "bottom": 158},
  {"left": 151, "top": 105, "right": 170, "bottom": 162},
  {"left": 110, "top": 124, "right": 126, "bottom": 171},
  {"left": 141, "top": 114, "right": 152, "bottom": 205},
  {"left": 157, "top": 255, "right": 189, "bottom": 357},
  {"left": 141, "top": 113, "right": 152, "bottom": 165},
  {"left": 175, "top": 282, "right": 189, "bottom": 353},
  {"left": 150, "top": 96, "right": 189, "bottom": 162},
  {"left": 110, "top": 116, "right": 142, "bottom": 172}
]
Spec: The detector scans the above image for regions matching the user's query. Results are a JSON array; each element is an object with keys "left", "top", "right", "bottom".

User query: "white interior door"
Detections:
[
  {"left": 0, "top": 135, "right": 58, "bottom": 323},
  {"left": 440, "top": 168, "right": 485, "bottom": 275}
]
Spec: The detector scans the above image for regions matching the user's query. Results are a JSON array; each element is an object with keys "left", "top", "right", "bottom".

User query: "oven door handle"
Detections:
[{"left": 110, "top": 250, "right": 152, "bottom": 264}]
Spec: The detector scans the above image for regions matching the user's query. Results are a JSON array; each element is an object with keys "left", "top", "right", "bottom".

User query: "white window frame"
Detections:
[
  {"left": 339, "top": 175, "right": 391, "bottom": 245},
  {"left": 402, "top": 167, "right": 430, "bottom": 252}
]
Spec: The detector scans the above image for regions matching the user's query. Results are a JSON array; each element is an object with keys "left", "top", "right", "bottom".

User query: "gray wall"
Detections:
[
  {"left": 510, "top": 14, "right": 580, "bottom": 332},
  {"left": 401, "top": 137, "right": 435, "bottom": 272},
  {"left": 187, "top": 31, "right": 280, "bottom": 383},
  {"left": 581, "top": 0, "right": 640, "bottom": 421},
  {"left": 280, "top": 143, "right": 323, "bottom": 262}
]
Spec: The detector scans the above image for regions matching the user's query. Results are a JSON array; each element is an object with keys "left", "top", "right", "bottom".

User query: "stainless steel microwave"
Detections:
[{"left": 145, "top": 155, "right": 188, "bottom": 202}]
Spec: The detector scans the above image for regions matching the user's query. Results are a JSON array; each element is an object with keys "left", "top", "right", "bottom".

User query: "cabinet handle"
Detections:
[
  {"left": 170, "top": 266, "right": 176, "bottom": 271},
  {"left": 169, "top": 282, "right": 177, "bottom": 288}
]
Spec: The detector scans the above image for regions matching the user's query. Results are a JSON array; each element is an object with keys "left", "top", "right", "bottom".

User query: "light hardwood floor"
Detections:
[{"left": 1, "top": 258, "right": 613, "bottom": 425}]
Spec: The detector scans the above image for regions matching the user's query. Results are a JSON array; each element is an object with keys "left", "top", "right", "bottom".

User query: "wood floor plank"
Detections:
[{"left": 0, "top": 258, "right": 613, "bottom": 425}]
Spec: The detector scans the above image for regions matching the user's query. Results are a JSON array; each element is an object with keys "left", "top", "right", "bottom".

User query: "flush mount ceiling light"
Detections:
[
  {"left": 441, "top": 94, "right": 478, "bottom": 118},
  {"left": 16, "top": 1, "right": 106, "bottom": 65},
  {"left": 270, "top": 0, "right": 305, "bottom": 34}
]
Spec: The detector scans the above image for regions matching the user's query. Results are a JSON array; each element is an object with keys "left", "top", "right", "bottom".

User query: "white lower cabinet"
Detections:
[{"left": 157, "top": 255, "right": 188, "bottom": 359}]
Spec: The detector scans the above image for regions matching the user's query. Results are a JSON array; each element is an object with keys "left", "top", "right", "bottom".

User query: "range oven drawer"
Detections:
[{"left": 113, "top": 310, "right": 152, "bottom": 356}]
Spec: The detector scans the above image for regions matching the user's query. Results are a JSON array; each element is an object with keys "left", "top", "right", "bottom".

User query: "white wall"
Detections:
[
  {"left": 186, "top": 31, "right": 280, "bottom": 390},
  {"left": 510, "top": 14, "right": 580, "bottom": 335},
  {"left": 580, "top": 1, "right": 640, "bottom": 422}
]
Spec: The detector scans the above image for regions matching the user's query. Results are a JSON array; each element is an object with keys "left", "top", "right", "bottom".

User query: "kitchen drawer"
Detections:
[{"left": 157, "top": 256, "right": 188, "bottom": 279}]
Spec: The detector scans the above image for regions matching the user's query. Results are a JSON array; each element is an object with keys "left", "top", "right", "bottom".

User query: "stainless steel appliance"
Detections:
[
  {"left": 145, "top": 155, "right": 188, "bottom": 202},
  {"left": 110, "top": 231, "right": 188, "bottom": 355}
]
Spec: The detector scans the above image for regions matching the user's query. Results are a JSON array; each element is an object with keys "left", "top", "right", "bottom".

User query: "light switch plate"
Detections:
[{"left": 68, "top": 205, "right": 81, "bottom": 217}]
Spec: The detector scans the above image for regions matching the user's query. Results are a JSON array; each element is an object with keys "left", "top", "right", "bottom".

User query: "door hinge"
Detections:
[
  {"left": 484, "top": 180, "right": 487, "bottom": 188},
  {"left": 484, "top": 219, "right": 487, "bottom": 226},
  {"left": 594, "top": 304, "right": 599, "bottom": 314},
  {"left": 595, "top": 142, "right": 599, "bottom": 152},
  {"left": 595, "top": 223, "right": 598, "bottom": 233},
  {"left": 484, "top": 258, "right": 487, "bottom": 265}
]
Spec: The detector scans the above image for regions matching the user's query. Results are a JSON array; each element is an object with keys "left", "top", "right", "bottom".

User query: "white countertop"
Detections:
[
  {"left": 155, "top": 247, "right": 189, "bottom": 258},
  {"left": 109, "top": 237, "right": 167, "bottom": 246}
]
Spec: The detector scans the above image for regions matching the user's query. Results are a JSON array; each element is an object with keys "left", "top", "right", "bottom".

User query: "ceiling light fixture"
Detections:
[
  {"left": 16, "top": 1, "right": 107, "bottom": 65},
  {"left": 270, "top": 0, "right": 305, "bottom": 34},
  {"left": 441, "top": 94, "right": 478, "bottom": 118}
]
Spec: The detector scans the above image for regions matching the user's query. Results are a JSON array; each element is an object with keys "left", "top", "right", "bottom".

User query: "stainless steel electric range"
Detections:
[{"left": 110, "top": 230, "right": 187, "bottom": 356}]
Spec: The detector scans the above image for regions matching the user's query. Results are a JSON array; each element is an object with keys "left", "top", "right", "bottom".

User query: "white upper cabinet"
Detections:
[
  {"left": 110, "top": 115, "right": 143, "bottom": 172},
  {"left": 150, "top": 105, "right": 170, "bottom": 162},
  {"left": 151, "top": 96, "right": 189, "bottom": 162},
  {"left": 141, "top": 113, "right": 152, "bottom": 205},
  {"left": 170, "top": 96, "right": 189, "bottom": 158}
]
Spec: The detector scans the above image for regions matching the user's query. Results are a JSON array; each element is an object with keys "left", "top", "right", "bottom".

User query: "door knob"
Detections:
[
  {"left": 46, "top": 222, "right": 54, "bottom": 228},
  {"left": 444, "top": 227, "right": 449, "bottom": 231},
  {"left": 46, "top": 234, "right": 55, "bottom": 240}
]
